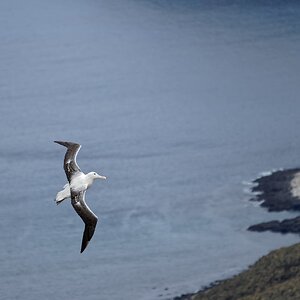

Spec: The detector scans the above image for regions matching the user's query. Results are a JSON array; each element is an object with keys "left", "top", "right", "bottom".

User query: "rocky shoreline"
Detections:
[
  {"left": 248, "top": 168, "right": 300, "bottom": 233},
  {"left": 251, "top": 168, "right": 300, "bottom": 211},
  {"left": 176, "top": 242, "right": 300, "bottom": 300},
  {"left": 174, "top": 168, "right": 300, "bottom": 300}
]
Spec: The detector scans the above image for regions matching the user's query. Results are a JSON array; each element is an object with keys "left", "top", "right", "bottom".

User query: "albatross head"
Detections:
[{"left": 88, "top": 172, "right": 107, "bottom": 181}]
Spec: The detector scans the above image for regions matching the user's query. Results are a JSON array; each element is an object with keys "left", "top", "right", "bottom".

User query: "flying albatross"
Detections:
[{"left": 54, "top": 141, "right": 106, "bottom": 253}]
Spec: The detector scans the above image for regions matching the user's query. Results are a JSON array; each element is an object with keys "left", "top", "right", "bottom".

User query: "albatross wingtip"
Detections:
[
  {"left": 80, "top": 244, "right": 88, "bottom": 253},
  {"left": 80, "top": 222, "right": 97, "bottom": 253},
  {"left": 54, "top": 140, "right": 81, "bottom": 148},
  {"left": 54, "top": 140, "right": 68, "bottom": 146}
]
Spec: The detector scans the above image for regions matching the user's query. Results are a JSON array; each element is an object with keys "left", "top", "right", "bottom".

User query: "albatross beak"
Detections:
[{"left": 97, "top": 175, "right": 107, "bottom": 180}]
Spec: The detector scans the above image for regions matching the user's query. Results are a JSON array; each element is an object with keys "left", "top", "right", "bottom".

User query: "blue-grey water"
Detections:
[{"left": 1, "top": 1, "right": 300, "bottom": 299}]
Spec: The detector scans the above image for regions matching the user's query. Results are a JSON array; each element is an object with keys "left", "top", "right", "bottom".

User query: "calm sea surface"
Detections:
[{"left": 1, "top": 1, "right": 300, "bottom": 299}]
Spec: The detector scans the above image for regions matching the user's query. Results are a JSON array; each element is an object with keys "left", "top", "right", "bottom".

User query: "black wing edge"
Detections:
[
  {"left": 71, "top": 190, "right": 98, "bottom": 253},
  {"left": 81, "top": 222, "right": 98, "bottom": 253},
  {"left": 54, "top": 140, "right": 81, "bottom": 182},
  {"left": 54, "top": 140, "right": 81, "bottom": 148}
]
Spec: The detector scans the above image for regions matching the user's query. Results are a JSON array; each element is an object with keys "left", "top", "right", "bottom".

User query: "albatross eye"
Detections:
[{"left": 94, "top": 172, "right": 96, "bottom": 176}]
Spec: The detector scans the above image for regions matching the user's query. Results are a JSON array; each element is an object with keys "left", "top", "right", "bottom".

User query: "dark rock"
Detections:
[
  {"left": 251, "top": 168, "right": 300, "bottom": 212},
  {"left": 248, "top": 168, "right": 300, "bottom": 234},
  {"left": 173, "top": 294, "right": 193, "bottom": 300},
  {"left": 248, "top": 216, "right": 300, "bottom": 233}
]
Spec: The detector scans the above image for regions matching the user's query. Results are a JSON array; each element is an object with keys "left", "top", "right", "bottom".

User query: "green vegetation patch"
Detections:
[{"left": 189, "top": 243, "right": 300, "bottom": 300}]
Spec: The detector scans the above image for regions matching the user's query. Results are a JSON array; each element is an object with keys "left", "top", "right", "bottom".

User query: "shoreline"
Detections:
[
  {"left": 175, "top": 242, "right": 300, "bottom": 300},
  {"left": 250, "top": 168, "right": 300, "bottom": 212},
  {"left": 174, "top": 168, "right": 300, "bottom": 300},
  {"left": 248, "top": 168, "right": 300, "bottom": 233}
]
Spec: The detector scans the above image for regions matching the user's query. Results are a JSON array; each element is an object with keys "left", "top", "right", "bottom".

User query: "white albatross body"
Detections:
[
  {"left": 56, "top": 172, "right": 106, "bottom": 204},
  {"left": 54, "top": 140, "right": 106, "bottom": 253}
]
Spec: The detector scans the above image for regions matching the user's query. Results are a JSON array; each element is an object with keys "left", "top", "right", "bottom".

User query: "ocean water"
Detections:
[{"left": 1, "top": 1, "right": 300, "bottom": 299}]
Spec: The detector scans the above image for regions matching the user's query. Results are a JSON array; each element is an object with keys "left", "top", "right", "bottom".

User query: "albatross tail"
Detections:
[{"left": 55, "top": 183, "right": 71, "bottom": 205}]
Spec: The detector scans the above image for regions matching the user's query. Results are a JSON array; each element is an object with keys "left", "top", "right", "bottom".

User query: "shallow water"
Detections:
[{"left": 1, "top": 1, "right": 300, "bottom": 299}]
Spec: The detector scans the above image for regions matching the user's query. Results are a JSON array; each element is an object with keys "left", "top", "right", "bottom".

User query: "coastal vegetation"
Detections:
[
  {"left": 176, "top": 169, "right": 300, "bottom": 300},
  {"left": 177, "top": 243, "right": 300, "bottom": 300}
]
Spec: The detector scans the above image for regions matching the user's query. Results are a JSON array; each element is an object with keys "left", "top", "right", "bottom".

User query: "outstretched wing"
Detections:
[
  {"left": 71, "top": 190, "right": 98, "bottom": 253},
  {"left": 54, "top": 141, "right": 81, "bottom": 182}
]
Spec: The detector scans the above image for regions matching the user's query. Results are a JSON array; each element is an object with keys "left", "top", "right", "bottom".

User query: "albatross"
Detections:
[{"left": 54, "top": 141, "right": 106, "bottom": 253}]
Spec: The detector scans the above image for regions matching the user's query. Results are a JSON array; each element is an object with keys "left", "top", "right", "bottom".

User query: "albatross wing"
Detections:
[
  {"left": 54, "top": 141, "right": 81, "bottom": 182},
  {"left": 71, "top": 190, "right": 98, "bottom": 253}
]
